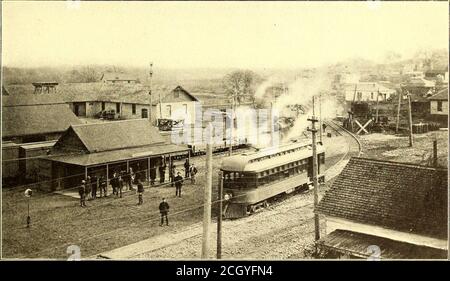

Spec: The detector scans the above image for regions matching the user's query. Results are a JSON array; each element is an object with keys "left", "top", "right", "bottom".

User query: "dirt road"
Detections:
[{"left": 97, "top": 124, "right": 360, "bottom": 259}]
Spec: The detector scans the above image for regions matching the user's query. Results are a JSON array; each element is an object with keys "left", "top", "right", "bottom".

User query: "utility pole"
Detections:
[
  {"left": 396, "top": 90, "right": 402, "bottom": 134},
  {"left": 375, "top": 89, "right": 380, "bottom": 123},
  {"left": 202, "top": 123, "right": 213, "bottom": 259},
  {"left": 229, "top": 93, "right": 235, "bottom": 156},
  {"left": 433, "top": 139, "right": 438, "bottom": 167},
  {"left": 319, "top": 93, "right": 323, "bottom": 143},
  {"left": 269, "top": 101, "right": 274, "bottom": 146},
  {"left": 307, "top": 97, "right": 320, "bottom": 241},
  {"left": 216, "top": 171, "right": 223, "bottom": 259},
  {"left": 148, "top": 62, "right": 153, "bottom": 125},
  {"left": 407, "top": 91, "right": 414, "bottom": 147}
]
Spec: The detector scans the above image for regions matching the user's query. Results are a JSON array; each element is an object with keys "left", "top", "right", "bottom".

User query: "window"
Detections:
[
  {"left": 116, "top": 103, "right": 121, "bottom": 113},
  {"left": 437, "top": 101, "right": 443, "bottom": 112},
  {"left": 101, "top": 102, "right": 105, "bottom": 111},
  {"left": 371, "top": 92, "right": 374, "bottom": 100},
  {"left": 132, "top": 104, "right": 136, "bottom": 115},
  {"left": 141, "top": 108, "right": 148, "bottom": 118},
  {"left": 183, "top": 104, "right": 188, "bottom": 114},
  {"left": 166, "top": 105, "right": 172, "bottom": 117},
  {"left": 174, "top": 90, "right": 180, "bottom": 98}
]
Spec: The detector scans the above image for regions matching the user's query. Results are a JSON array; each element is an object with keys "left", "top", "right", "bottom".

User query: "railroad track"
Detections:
[{"left": 96, "top": 122, "right": 364, "bottom": 259}]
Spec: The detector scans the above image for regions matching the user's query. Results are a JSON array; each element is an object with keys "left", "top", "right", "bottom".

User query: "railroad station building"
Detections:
[
  {"left": 39, "top": 119, "right": 189, "bottom": 191},
  {"left": 316, "top": 157, "right": 448, "bottom": 259}
]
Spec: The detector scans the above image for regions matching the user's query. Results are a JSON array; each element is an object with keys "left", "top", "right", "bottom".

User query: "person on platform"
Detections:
[
  {"left": 174, "top": 172, "right": 184, "bottom": 197},
  {"left": 184, "top": 158, "right": 190, "bottom": 179},
  {"left": 189, "top": 164, "right": 198, "bottom": 184},
  {"left": 91, "top": 174, "right": 98, "bottom": 199},
  {"left": 99, "top": 175, "right": 107, "bottom": 197},
  {"left": 111, "top": 172, "right": 118, "bottom": 196},
  {"left": 170, "top": 164, "right": 176, "bottom": 187},
  {"left": 159, "top": 162, "right": 166, "bottom": 184},
  {"left": 137, "top": 179, "right": 144, "bottom": 205},
  {"left": 79, "top": 180, "right": 86, "bottom": 207},
  {"left": 118, "top": 174, "right": 124, "bottom": 198},
  {"left": 124, "top": 169, "right": 133, "bottom": 191},
  {"left": 85, "top": 176, "right": 92, "bottom": 200},
  {"left": 158, "top": 198, "right": 170, "bottom": 226}
]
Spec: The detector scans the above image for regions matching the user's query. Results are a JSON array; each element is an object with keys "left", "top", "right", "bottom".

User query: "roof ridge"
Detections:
[
  {"left": 71, "top": 119, "right": 148, "bottom": 128},
  {"left": 351, "top": 157, "right": 447, "bottom": 171}
]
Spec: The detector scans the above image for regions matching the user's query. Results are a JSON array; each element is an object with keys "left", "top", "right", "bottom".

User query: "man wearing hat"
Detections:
[{"left": 79, "top": 180, "right": 86, "bottom": 207}]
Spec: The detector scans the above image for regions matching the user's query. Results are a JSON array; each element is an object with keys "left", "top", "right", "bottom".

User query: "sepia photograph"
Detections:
[{"left": 1, "top": 0, "right": 448, "bottom": 264}]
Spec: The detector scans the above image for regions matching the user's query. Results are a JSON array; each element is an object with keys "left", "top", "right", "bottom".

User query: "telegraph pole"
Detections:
[
  {"left": 407, "top": 91, "right": 414, "bottom": 147},
  {"left": 307, "top": 97, "right": 320, "bottom": 241},
  {"left": 202, "top": 123, "right": 213, "bottom": 259},
  {"left": 269, "top": 101, "right": 274, "bottom": 146},
  {"left": 148, "top": 62, "right": 153, "bottom": 125},
  {"left": 396, "top": 91, "right": 402, "bottom": 134},
  {"left": 319, "top": 93, "right": 323, "bottom": 143},
  {"left": 229, "top": 93, "right": 235, "bottom": 156},
  {"left": 375, "top": 89, "right": 380, "bottom": 123},
  {"left": 216, "top": 171, "right": 224, "bottom": 259}
]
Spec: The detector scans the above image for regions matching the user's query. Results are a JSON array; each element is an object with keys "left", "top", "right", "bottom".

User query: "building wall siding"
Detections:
[
  {"left": 325, "top": 216, "right": 447, "bottom": 250},
  {"left": 430, "top": 100, "right": 448, "bottom": 115},
  {"left": 156, "top": 101, "right": 198, "bottom": 124}
]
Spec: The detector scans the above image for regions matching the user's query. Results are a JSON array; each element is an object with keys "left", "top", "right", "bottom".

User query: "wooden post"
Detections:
[
  {"left": 319, "top": 93, "right": 323, "bottom": 143},
  {"left": 202, "top": 123, "right": 213, "bottom": 259},
  {"left": 407, "top": 93, "right": 414, "bottom": 147},
  {"left": 396, "top": 91, "right": 402, "bottom": 133},
  {"left": 269, "top": 101, "right": 274, "bottom": 146},
  {"left": 149, "top": 62, "right": 153, "bottom": 126},
  {"left": 375, "top": 90, "right": 380, "bottom": 123},
  {"left": 216, "top": 171, "right": 223, "bottom": 259},
  {"left": 148, "top": 157, "right": 151, "bottom": 183},
  {"left": 433, "top": 139, "right": 438, "bottom": 167},
  {"left": 307, "top": 97, "right": 320, "bottom": 241},
  {"left": 106, "top": 164, "right": 109, "bottom": 188},
  {"left": 229, "top": 95, "right": 235, "bottom": 156}
]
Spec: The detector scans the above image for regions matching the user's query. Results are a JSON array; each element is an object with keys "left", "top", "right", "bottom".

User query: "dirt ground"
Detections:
[
  {"left": 359, "top": 130, "right": 448, "bottom": 168},
  {"left": 2, "top": 129, "right": 352, "bottom": 260}
]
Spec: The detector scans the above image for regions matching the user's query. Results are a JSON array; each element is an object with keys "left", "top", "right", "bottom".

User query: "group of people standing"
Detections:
[{"left": 77, "top": 158, "right": 199, "bottom": 231}]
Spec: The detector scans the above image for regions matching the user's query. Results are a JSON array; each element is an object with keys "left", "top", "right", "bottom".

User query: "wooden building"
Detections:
[
  {"left": 427, "top": 87, "right": 448, "bottom": 127},
  {"left": 41, "top": 119, "right": 189, "bottom": 191},
  {"left": 316, "top": 157, "right": 448, "bottom": 259}
]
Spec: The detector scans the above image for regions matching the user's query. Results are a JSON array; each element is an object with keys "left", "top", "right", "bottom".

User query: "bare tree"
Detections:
[{"left": 223, "top": 70, "right": 260, "bottom": 105}]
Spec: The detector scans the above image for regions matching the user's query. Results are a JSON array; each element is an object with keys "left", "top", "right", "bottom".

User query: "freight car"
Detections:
[{"left": 220, "top": 141, "right": 325, "bottom": 219}]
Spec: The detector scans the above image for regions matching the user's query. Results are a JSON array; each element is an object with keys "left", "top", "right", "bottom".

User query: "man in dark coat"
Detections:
[
  {"left": 159, "top": 163, "right": 166, "bottom": 184},
  {"left": 99, "top": 175, "right": 107, "bottom": 197},
  {"left": 123, "top": 170, "right": 133, "bottom": 191},
  {"left": 111, "top": 172, "right": 118, "bottom": 196},
  {"left": 174, "top": 172, "right": 183, "bottom": 197},
  {"left": 118, "top": 174, "right": 124, "bottom": 198},
  {"left": 184, "top": 158, "right": 190, "bottom": 178},
  {"left": 159, "top": 198, "right": 169, "bottom": 226},
  {"left": 91, "top": 175, "right": 98, "bottom": 199},
  {"left": 79, "top": 180, "right": 86, "bottom": 207},
  {"left": 170, "top": 164, "right": 176, "bottom": 187},
  {"left": 137, "top": 179, "right": 144, "bottom": 205}
]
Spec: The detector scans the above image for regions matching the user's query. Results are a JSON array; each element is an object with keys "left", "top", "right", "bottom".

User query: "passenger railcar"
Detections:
[{"left": 220, "top": 141, "right": 325, "bottom": 219}]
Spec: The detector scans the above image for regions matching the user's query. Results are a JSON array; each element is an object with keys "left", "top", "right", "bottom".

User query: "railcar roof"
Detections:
[{"left": 221, "top": 142, "right": 324, "bottom": 172}]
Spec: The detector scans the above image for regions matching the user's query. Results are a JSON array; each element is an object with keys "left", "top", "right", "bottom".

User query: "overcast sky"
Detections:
[{"left": 2, "top": 1, "right": 448, "bottom": 69}]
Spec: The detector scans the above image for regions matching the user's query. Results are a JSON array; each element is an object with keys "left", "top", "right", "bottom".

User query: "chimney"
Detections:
[{"left": 32, "top": 82, "right": 58, "bottom": 94}]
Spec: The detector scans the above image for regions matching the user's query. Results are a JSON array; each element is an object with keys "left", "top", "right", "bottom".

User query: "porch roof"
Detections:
[{"left": 49, "top": 143, "right": 189, "bottom": 167}]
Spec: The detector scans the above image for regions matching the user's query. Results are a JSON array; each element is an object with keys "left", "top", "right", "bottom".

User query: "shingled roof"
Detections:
[
  {"left": 54, "top": 119, "right": 166, "bottom": 153},
  {"left": 316, "top": 157, "right": 448, "bottom": 240},
  {"left": 428, "top": 88, "right": 448, "bottom": 101},
  {"left": 2, "top": 104, "right": 82, "bottom": 138},
  {"left": 4, "top": 83, "right": 198, "bottom": 105}
]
